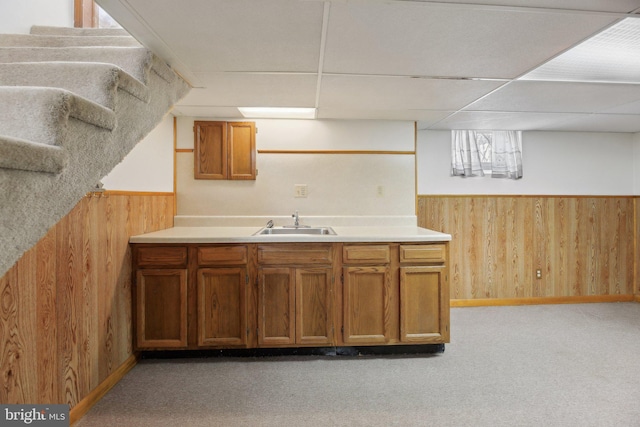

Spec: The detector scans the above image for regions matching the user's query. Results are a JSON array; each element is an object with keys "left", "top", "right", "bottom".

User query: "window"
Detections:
[{"left": 451, "top": 130, "right": 523, "bottom": 179}]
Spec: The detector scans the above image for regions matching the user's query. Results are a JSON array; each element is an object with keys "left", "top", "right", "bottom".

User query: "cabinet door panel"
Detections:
[
  {"left": 194, "top": 121, "right": 227, "bottom": 179},
  {"left": 228, "top": 122, "right": 256, "bottom": 180},
  {"left": 198, "top": 268, "right": 247, "bottom": 347},
  {"left": 136, "top": 269, "right": 187, "bottom": 348},
  {"left": 400, "top": 266, "right": 448, "bottom": 343},
  {"left": 258, "top": 268, "right": 295, "bottom": 346},
  {"left": 296, "top": 268, "right": 333, "bottom": 346},
  {"left": 343, "top": 266, "right": 390, "bottom": 344}
]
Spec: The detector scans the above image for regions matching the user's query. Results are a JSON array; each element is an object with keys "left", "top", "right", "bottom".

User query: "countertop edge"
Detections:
[{"left": 129, "top": 226, "right": 452, "bottom": 244}]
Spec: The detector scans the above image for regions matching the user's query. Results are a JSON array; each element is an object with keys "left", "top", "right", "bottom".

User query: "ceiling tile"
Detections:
[
  {"left": 544, "top": 113, "right": 640, "bottom": 132},
  {"left": 429, "top": 111, "right": 585, "bottom": 130},
  {"left": 468, "top": 81, "right": 640, "bottom": 113},
  {"left": 121, "top": 0, "right": 324, "bottom": 72},
  {"left": 323, "top": 2, "right": 617, "bottom": 78},
  {"left": 319, "top": 75, "right": 504, "bottom": 110},
  {"left": 178, "top": 73, "right": 318, "bottom": 107},
  {"left": 407, "top": 0, "right": 640, "bottom": 13},
  {"left": 318, "top": 108, "right": 453, "bottom": 124}
]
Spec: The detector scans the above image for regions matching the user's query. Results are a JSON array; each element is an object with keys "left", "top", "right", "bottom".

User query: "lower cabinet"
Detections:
[
  {"left": 133, "top": 241, "right": 449, "bottom": 351},
  {"left": 342, "top": 266, "right": 391, "bottom": 344},
  {"left": 197, "top": 267, "right": 248, "bottom": 347},
  {"left": 258, "top": 267, "right": 333, "bottom": 346},
  {"left": 257, "top": 244, "right": 334, "bottom": 347},
  {"left": 399, "top": 266, "right": 448, "bottom": 343},
  {"left": 136, "top": 268, "right": 188, "bottom": 348}
]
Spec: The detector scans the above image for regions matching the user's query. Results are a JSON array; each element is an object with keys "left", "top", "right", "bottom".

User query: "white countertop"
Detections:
[{"left": 129, "top": 225, "right": 451, "bottom": 244}]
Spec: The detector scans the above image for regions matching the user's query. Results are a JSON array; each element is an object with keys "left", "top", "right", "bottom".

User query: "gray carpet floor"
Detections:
[{"left": 76, "top": 303, "right": 640, "bottom": 426}]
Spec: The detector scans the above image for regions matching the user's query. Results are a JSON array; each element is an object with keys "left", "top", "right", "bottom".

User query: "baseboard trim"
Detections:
[
  {"left": 70, "top": 353, "right": 139, "bottom": 425},
  {"left": 451, "top": 295, "right": 635, "bottom": 307}
]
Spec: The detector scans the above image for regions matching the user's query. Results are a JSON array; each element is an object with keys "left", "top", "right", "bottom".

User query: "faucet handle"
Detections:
[{"left": 266, "top": 220, "right": 274, "bottom": 228}]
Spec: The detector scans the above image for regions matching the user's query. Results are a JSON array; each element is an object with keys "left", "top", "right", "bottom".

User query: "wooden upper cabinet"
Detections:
[{"left": 194, "top": 121, "right": 256, "bottom": 180}]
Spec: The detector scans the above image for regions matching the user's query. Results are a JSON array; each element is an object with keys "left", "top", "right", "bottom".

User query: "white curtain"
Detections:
[
  {"left": 450, "top": 130, "right": 522, "bottom": 179},
  {"left": 491, "top": 131, "right": 523, "bottom": 179},
  {"left": 450, "top": 130, "right": 485, "bottom": 177}
]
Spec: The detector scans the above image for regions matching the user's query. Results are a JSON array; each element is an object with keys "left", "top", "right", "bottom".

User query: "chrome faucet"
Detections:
[
  {"left": 266, "top": 219, "right": 274, "bottom": 229},
  {"left": 292, "top": 211, "right": 299, "bottom": 227}
]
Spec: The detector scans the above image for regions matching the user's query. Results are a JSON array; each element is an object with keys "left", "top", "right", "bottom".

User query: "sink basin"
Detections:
[{"left": 253, "top": 226, "right": 336, "bottom": 236}]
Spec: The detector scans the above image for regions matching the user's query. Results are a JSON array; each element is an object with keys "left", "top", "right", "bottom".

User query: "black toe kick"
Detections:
[{"left": 140, "top": 344, "right": 445, "bottom": 359}]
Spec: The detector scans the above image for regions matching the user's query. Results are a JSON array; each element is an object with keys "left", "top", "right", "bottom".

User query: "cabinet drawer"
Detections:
[
  {"left": 400, "top": 244, "right": 446, "bottom": 264},
  {"left": 258, "top": 244, "right": 333, "bottom": 265},
  {"left": 136, "top": 246, "right": 187, "bottom": 268},
  {"left": 343, "top": 245, "right": 390, "bottom": 264},
  {"left": 198, "top": 246, "right": 248, "bottom": 266}
]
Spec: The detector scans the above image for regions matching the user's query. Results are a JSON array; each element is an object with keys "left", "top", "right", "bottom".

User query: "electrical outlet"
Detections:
[
  {"left": 376, "top": 185, "right": 384, "bottom": 197},
  {"left": 294, "top": 184, "right": 308, "bottom": 198},
  {"left": 536, "top": 269, "right": 542, "bottom": 279}
]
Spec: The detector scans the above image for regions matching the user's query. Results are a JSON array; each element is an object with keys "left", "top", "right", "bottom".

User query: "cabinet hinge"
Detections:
[
  {"left": 340, "top": 273, "right": 344, "bottom": 284},
  {"left": 246, "top": 274, "right": 249, "bottom": 285},
  {"left": 255, "top": 127, "right": 258, "bottom": 134},
  {"left": 247, "top": 328, "right": 250, "bottom": 337},
  {"left": 341, "top": 326, "right": 344, "bottom": 334}
]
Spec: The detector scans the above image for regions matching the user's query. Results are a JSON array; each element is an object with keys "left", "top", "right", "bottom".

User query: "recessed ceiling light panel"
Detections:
[{"left": 520, "top": 18, "right": 640, "bottom": 84}]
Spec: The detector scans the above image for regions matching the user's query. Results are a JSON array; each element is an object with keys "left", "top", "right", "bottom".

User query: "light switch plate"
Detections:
[{"left": 295, "top": 184, "right": 308, "bottom": 198}]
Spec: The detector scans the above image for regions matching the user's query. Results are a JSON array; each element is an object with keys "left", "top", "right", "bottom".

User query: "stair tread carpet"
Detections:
[
  {"left": 30, "top": 25, "right": 130, "bottom": 37},
  {"left": 0, "top": 86, "right": 116, "bottom": 146},
  {"left": 0, "top": 46, "right": 174, "bottom": 84},
  {"left": 0, "top": 61, "right": 150, "bottom": 108},
  {"left": 0, "top": 34, "right": 141, "bottom": 48},
  {"left": 0, "top": 134, "right": 66, "bottom": 174}
]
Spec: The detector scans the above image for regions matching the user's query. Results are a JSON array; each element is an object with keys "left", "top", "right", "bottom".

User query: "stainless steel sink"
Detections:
[{"left": 253, "top": 226, "right": 336, "bottom": 235}]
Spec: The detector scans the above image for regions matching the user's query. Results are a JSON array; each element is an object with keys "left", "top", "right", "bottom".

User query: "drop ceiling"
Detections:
[{"left": 96, "top": 0, "right": 640, "bottom": 132}]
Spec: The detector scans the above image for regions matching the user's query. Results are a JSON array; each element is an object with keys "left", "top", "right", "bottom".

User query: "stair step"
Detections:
[
  {"left": 0, "top": 87, "right": 116, "bottom": 146},
  {"left": 0, "top": 62, "right": 149, "bottom": 109},
  {"left": 0, "top": 135, "right": 66, "bottom": 174},
  {"left": 0, "top": 46, "right": 175, "bottom": 84},
  {"left": 30, "top": 25, "right": 130, "bottom": 37},
  {"left": 0, "top": 34, "right": 141, "bottom": 48}
]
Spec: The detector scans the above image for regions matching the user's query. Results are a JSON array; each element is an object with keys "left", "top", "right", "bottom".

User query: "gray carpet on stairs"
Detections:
[
  {"left": 0, "top": 62, "right": 150, "bottom": 107},
  {"left": 74, "top": 303, "right": 640, "bottom": 427},
  {"left": 0, "top": 26, "right": 189, "bottom": 277},
  {"left": 0, "top": 34, "right": 142, "bottom": 47}
]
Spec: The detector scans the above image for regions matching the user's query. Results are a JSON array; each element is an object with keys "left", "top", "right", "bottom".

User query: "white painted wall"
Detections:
[
  {"left": 0, "top": 0, "right": 74, "bottom": 34},
  {"left": 176, "top": 118, "right": 416, "bottom": 218},
  {"left": 418, "top": 130, "right": 636, "bottom": 195},
  {"left": 633, "top": 133, "right": 640, "bottom": 195},
  {"left": 101, "top": 114, "right": 174, "bottom": 192}
]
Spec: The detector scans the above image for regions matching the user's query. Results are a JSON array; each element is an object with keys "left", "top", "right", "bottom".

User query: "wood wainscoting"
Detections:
[
  {"left": 418, "top": 195, "right": 635, "bottom": 301},
  {"left": 0, "top": 192, "right": 173, "bottom": 411}
]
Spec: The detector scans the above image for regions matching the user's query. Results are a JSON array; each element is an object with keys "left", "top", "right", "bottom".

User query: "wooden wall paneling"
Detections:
[
  {"left": 21, "top": 249, "right": 39, "bottom": 404},
  {"left": 0, "top": 192, "right": 174, "bottom": 410},
  {"left": 418, "top": 195, "right": 635, "bottom": 301},
  {"left": 550, "top": 198, "right": 567, "bottom": 297},
  {"left": 110, "top": 195, "right": 131, "bottom": 371},
  {"left": 36, "top": 230, "right": 58, "bottom": 403},
  {"left": 613, "top": 198, "right": 633, "bottom": 295},
  {"left": 636, "top": 197, "right": 640, "bottom": 296},
  {"left": 56, "top": 199, "right": 86, "bottom": 407},
  {"left": 84, "top": 196, "right": 100, "bottom": 394}
]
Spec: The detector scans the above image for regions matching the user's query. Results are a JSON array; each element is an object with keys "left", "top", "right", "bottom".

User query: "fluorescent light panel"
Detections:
[
  {"left": 237, "top": 107, "right": 316, "bottom": 119},
  {"left": 520, "top": 18, "right": 640, "bottom": 84}
]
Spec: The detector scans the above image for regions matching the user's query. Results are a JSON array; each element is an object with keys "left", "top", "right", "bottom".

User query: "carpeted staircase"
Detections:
[{"left": 0, "top": 26, "right": 190, "bottom": 278}]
